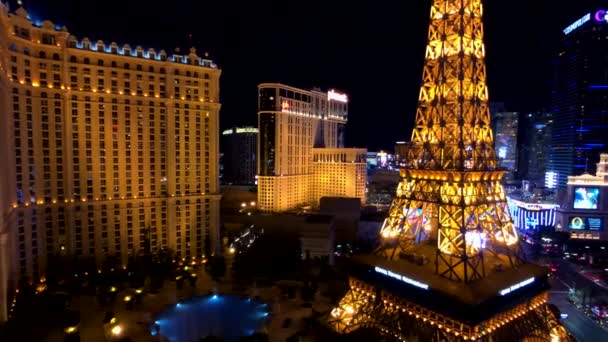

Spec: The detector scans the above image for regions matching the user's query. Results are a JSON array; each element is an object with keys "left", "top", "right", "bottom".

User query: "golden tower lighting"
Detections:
[
  {"left": 328, "top": 1, "right": 571, "bottom": 340},
  {"left": 376, "top": 0, "right": 522, "bottom": 283}
]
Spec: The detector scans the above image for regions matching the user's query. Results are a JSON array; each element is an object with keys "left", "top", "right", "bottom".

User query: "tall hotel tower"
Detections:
[
  {"left": 0, "top": 5, "right": 221, "bottom": 321},
  {"left": 548, "top": 9, "right": 608, "bottom": 190},
  {"left": 257, "top": 83, "right": 366, "bottom": 212}
]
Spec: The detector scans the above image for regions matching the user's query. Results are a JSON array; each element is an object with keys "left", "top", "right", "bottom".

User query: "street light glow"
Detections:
[
  {"left": 111, "top": 325, "right": 122, "bottom": 336},
  {"left": 64, "top": 326, "right": 77, "bottom": 334}
]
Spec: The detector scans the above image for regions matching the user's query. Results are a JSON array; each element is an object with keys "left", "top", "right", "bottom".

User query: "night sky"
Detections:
[{"left": 19, "top": 0, "right": 607, "bottom": 151}]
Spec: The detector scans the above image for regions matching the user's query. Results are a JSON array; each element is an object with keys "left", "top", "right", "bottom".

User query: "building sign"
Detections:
[
  {"left": 328, "top": 90, "right": 348, "bottom": 103},
  {"left": 222, "top": 127, "right": 259, "bottom": 135},
  {"left": 569, "top": 216, "right": 603, "bottom": 231},
  {"left": 374, "top": 266, "right": 429, "bottom": 290},
  {"left": 545, "top": 171, "right": 558, "bottom": 189},
  {"left": 563, "top": 13, "right": 591, "bottom": 35},
  {"left": 596, "top": 10, "right": 608, "bottom": 22},
  {"left": 507, "top": 198, "right": 560, "bottom": 211},
  {"left": 499, "top": 277, "right": 535, "bottom": 296},
  {"left": 526, "top": 217, "right": 538, "bottom": 229}
]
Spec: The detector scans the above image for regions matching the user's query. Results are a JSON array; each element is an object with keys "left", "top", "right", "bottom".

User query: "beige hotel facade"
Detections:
[
  {"left": 0, "top": 5, "right": 221, "bottom": 321},
  {"left": 257, "top": 83, "right": 366, "bottom": 212}
]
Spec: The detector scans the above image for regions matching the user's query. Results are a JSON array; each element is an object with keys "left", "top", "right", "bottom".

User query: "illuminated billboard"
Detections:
[
  {"left": 569, "top": 217, "right": 603, "bottom": 231},
  {"left": 573, "top": 187, "right": 600, "bottom": 210}
]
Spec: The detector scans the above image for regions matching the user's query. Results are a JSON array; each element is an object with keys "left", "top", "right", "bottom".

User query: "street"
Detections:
[{"left": 547, "top": 258, "right": 608, "bottom": 341}]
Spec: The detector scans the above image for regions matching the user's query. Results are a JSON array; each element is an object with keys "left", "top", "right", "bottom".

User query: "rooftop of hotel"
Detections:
[
  {"left": 567, "top": 153, "right": 608, "bottom": 186},
  {"left": 6, "top": 6, "right": 218, "bottom": 69}
]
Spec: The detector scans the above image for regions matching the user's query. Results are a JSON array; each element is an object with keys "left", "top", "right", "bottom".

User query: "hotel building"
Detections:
[
  {"left": 257, "top": 83, "right": 366, "bottom": 212},
  {"left": 490, "top": 103, "right": 519, "bottom": 179},
  {"left": 556, "top": 154, "right": 608, "bottom": 240},
  {"left": 548, "top": 9, "right": 608, "bottom": 189},
  {"left": 221, "top": 127, "right": 258, "bottom": 185},
  {"left": 312, "top": 148, "right": 367, "bottom": 204},
  {"left": 0, "top": 5, "right": 221, "bottom": 321}
]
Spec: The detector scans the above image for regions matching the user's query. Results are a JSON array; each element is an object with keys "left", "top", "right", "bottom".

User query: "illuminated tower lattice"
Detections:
[
  {"left": 376, "top": 0, "right": 523, "bottom": 283},
  {"left": 328, "top": 1, "right": 571, "bottom": 340}
]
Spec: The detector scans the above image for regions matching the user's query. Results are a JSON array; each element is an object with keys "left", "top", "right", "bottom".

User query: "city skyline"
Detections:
[
  {"left": 21, "top": 0, "right": 606, "bottom": 151},
  {"left": 1, "top": 0, "right": 605, "bottom": 340}
]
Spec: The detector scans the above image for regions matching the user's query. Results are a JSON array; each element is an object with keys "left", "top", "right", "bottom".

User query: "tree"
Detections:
[{"left": 207, "top": 256, "right": 226, "bottom": 281}]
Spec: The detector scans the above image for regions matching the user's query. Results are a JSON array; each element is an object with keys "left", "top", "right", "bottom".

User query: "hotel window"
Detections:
[
  {"left": 40, "top": 72, "right": 48, "bottom": 87},
  {"left": 15, "top": 26, "right": 30, "bottom": 39}
]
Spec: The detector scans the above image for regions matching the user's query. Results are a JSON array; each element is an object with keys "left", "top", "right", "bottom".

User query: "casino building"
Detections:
[
  {"left": 0, "top": 5, "right": 221, "bottom": 321},
  {"left": 556, "top": 154, "right": 608, "bottom": 240},
  {"left": 507, "top": 197, "right": 560, "bottom": 232},
  {"left": 257, "top": 83, "right": 366, "bottom": 212},
  {"left": 547, "top": 9, "right": 608, "bottom": 190}
]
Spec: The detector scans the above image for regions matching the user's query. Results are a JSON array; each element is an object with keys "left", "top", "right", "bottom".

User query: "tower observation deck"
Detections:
[{"left": 328, "top": 1, "right": 571, "bottom": 340}]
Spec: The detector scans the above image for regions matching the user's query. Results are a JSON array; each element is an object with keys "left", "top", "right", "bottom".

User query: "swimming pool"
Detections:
[{"left": 153, "top": 294, "right": 270, "bottom": 341}]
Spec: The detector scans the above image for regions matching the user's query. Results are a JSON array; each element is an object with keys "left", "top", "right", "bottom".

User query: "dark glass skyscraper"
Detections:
[
  {"left": 221, "top": 127, "right": 258, "bottom": 185},
  {"left": 490, "top": 102, "right": 519, "bottom": 180},
  {"left": 548, "top": 10, "right": 608, "bottom": 190}
]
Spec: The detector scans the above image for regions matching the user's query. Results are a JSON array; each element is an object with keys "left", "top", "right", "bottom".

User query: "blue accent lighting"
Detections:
[{"left": 155, "top": 295, "right": 268, "bottom": 342}]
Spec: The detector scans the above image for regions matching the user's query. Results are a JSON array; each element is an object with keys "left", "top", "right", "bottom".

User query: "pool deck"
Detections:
[{"left": 41, "top": 264, "right": 335, "bottom": 342}]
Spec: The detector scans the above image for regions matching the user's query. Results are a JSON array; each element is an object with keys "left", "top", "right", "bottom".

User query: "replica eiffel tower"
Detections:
[{"left": 329, "top": 1, "right": 571, "bottom": 340}]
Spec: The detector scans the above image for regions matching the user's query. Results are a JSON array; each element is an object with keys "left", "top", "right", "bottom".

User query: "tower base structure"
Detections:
[{"left": 329, "top": 254, "right": 571, "bottom": 341}]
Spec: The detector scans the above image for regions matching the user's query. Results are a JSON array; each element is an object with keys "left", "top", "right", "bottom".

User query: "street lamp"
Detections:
[
  {"left": 64, "top": 326, "right": 78, "bottom": 334},
  {"left": 111, "top": 325, "right": 122, "bottom": 336}
]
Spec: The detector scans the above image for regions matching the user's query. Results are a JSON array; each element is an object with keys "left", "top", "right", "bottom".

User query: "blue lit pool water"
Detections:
[{"left": 153, "top": 295, "right": 269, "bottom": 342}]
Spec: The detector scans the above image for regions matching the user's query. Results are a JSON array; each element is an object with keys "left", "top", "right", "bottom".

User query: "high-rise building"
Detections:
[
  {"left": 394, "top": 141, "right": 408, "bottom": 168},
  {"left": 548, "top": 10, "right": 608, "bottom": 189},
  {"left": 519, "top": 111, "right": 553, "bottom": 187},
  {"left": 221, "top": 127, "right": 258, "bottom": 185},
  {"left": 0, "top": 5, "right": 221, "bottom": 321},
  {"left": 490, "top": 102, "right": 519, "bottom": 178},
  {"left": 257, "top": 83, "right": 365, "bottom": 212}
]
